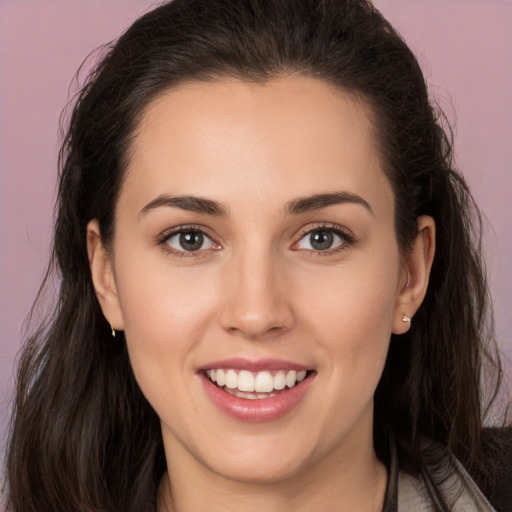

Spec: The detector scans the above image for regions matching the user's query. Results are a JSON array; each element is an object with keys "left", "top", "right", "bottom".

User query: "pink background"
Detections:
[{"left": 1, "top": 0, "right": 511, "bottom": 499}]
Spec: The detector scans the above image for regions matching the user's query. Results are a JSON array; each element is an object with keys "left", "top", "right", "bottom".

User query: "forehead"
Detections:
[{"left": 122, "top": 75, "right": 393, "bottom": 218}]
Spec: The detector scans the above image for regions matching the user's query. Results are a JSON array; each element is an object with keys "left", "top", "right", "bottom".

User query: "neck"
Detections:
[{"left": 158, "top": 439, "right": 388, "bottom": 512}]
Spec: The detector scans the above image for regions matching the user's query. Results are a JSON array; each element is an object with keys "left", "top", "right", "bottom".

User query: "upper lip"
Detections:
[{"left": 198, "top": 357, "right": 311, "bottom": 372}]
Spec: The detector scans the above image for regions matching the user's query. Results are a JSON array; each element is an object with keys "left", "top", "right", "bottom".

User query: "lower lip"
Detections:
[{"left": 200, "top": 372, "right": 314, "bottom": 422}]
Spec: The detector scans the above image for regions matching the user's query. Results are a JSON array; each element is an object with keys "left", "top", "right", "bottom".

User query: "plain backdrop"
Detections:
[{"left": 1, "top": 0, "right": 511, "bottom": 504}]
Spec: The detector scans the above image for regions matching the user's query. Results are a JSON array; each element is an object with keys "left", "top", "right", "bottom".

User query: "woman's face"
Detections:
[{"left": 90, "top": 76, "right": 427, "bottom": 484}]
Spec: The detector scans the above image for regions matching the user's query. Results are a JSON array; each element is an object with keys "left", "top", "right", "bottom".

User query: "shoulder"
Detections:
[
  {"left": 481, "top": 427, "right": 512, "bottom": 512},
  {"left": 394, "top": 432, "right": 512, "bottom": 512}
]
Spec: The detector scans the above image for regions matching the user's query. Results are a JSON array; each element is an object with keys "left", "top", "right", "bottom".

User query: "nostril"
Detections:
[
  {"left": 224, "top": 322, "right": 290, "bottom": 339},
  {"left": 220, "top": 290, "right": 295, "bottom": 338}
]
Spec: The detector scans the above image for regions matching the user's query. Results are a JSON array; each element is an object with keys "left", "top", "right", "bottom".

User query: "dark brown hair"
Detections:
[{"left": 5, "top": 0, "right": 509, "bottom": 510}]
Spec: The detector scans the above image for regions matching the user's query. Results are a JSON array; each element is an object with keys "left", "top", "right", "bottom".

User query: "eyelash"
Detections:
[{"left": 157, "top": 223, "right": 355, "bottom": 258}]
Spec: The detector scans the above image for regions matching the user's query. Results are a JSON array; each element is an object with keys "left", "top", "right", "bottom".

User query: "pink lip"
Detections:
[
  {"left": 198, "top": 359, "right": 315, "bottom": 423},
  {"left": 198, "top": 357, "right": 310, "bottom": 372}
]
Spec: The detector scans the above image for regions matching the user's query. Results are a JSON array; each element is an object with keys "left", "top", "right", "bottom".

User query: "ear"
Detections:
[
  {"left": 87, "top": 220, "right": 124, "bottom": 331},
  {"left": 392, "top": 215, "right": 435, "bottom": 334}
]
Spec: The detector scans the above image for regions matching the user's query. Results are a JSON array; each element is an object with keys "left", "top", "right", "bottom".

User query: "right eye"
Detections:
[
  {"left": 292, "top": 225, "right": 354, "bottom": 254},
  {"left": 163, "top": 229, "right": 219, "bottom": 253}
]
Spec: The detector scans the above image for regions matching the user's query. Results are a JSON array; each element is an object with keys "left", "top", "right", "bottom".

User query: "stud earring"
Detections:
[
  {"left": 111, "top": 324, "right": 116, "bottom": 337},
  {"left": 402, "top": 314, "right": 411, "bottom": 324}
]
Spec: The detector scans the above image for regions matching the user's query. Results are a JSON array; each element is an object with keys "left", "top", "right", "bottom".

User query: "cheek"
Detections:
[
  {"left": 113, "top": 265, "right": 222, "bottom": 438},
  {"left": 112, "top": 250, "right": 220, "bottom": 385},
  {"left": 115, "top": 241, "right": 217, "bottom": 329},
  {"left": 298, "top": 248, "right": 401, "bottom": 382},
  {"left": 303, "top": 253, "right": 400, "bottom": 340}
]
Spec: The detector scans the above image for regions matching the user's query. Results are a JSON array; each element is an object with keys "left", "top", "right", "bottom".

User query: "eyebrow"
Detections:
[
  {"left": 139, "top": 194, "right": 228, "bottom": 217},
  {"left": 284, "top": 192, "right": 374, "bottom": 217},
  {"left": 139, "top": 191, "right": 373, "bottom": 218}
]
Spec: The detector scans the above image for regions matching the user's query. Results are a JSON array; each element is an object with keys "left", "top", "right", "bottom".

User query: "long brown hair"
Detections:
[{"left": 5, "top": 1, "right": 509, "bottom": 510}]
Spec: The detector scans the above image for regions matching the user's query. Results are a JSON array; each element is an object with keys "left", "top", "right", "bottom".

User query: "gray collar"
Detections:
[{"left": 389, "top": 441, "right": 497, "bottom": 512}]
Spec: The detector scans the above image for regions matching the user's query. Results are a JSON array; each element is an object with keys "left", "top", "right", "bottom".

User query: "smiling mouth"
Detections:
[{"left": 203, "top": 369, "right": 311, "bottom": 399}]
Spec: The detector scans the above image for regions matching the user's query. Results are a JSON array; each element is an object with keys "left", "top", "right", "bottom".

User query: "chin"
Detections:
[{"left": 207, "top": 454, "right": 312, "bottom": 485}]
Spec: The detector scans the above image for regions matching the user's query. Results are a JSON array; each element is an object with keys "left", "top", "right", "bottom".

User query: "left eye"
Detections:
[
  {"left": 165, "top": 230, "right": 217, "bottom": 252},
  {"left": 295, "top": 228, "right": 347, "bottom": 251}
]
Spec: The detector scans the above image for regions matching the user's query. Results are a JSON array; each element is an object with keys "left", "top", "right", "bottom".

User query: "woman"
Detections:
[{"left": 4, "top": 0, "right": 511, "bottom": 511}]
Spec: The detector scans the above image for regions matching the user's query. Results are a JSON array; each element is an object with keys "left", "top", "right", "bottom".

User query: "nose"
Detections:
[{"left": 219, "top": 249, "right": 294, "bottom": 340}]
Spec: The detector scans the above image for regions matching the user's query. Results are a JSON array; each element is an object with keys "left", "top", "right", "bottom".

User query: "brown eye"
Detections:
[{"left": 179, "top": 231, "right": 204, "bottom": 251}]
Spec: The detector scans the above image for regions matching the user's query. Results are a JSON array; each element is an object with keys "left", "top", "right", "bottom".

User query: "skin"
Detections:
[{"left": 88, "top": 75, "right": 435, "bottom": 512}]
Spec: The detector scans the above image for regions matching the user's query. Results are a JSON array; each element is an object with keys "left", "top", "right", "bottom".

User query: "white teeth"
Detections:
[
  {"left": 273, "top": 371, "right": 286, "bottom": 390},
  {"left": 206, "top": 368, "right": 309, "bottom": 394},
  {"left": 225, "top": 369, "right": 238, "bottom": 389},
  {"left": 285, "top": 370, "right": 297, "bottom": 388},
  {"left": 224, "top": 388, "right": 277, "bottom": 399},
  {"left": 216, "top": 369, "right": 226, "bottom": 387},
  {"left": 297, "top": 370, "right": 307, "bottom": 382},
  {"left": 238, "top": 370, "right": 255, "bottom": 392},
  {"left": 254, "top": 371, "right": 274, "bottom": 392}
]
